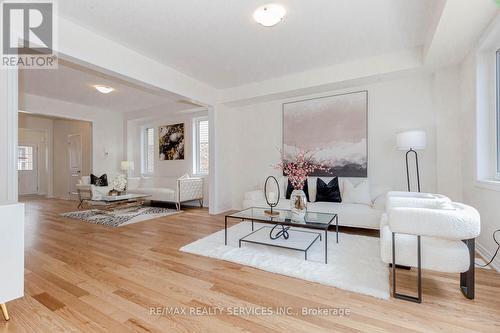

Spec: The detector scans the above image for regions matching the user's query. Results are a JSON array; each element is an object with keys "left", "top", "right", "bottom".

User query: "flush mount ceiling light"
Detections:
[
  {"left": 94, "top": 85, "right": 114, "bottom": 94},
  {"left": 253, "top": 4, "right": 286, "bottom": 27}
]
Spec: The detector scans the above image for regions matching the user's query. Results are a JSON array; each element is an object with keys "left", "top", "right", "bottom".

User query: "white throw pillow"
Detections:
[
  {"left": 342, "top": 179, "right": 372, "bottom": 205},
  {"left": 308, "top": 177, "right": 317, "bottom": 202}
]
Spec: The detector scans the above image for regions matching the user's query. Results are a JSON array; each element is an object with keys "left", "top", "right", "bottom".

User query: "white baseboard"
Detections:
[{"left": 476, "top": 241, "right": 500, "bottom": 272}]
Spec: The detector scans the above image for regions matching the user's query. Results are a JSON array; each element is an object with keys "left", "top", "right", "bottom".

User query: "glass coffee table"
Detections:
[
  {"left": 224, "top": 207, "right": 338, "bottom": 264},
  {"left": 83, "top": 194, "right": 152, "bottom": 213}
]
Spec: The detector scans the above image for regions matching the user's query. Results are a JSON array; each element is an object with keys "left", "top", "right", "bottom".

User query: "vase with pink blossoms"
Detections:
[{"left": 276, "top": 150, "right": 329, "bottom": 219}]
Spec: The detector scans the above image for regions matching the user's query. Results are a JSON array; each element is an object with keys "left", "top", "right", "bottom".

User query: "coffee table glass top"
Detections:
[
  {"left": 227, "top": 207, "right": 336, "bottom": 230},
  {"left": 97, "top": 194, "right": 151, "bottom": 203}
]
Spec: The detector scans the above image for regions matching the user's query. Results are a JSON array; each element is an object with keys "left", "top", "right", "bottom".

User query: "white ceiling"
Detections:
[
  {"left": 19, "top": 60, "right": 199, "bottom": 113},
  {"left": 59, "top": 0, "right": 439, "bottom": 89}
]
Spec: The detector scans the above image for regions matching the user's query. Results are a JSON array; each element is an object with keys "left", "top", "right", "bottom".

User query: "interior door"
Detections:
[
  {"left": 68, "top": 134, "right": 82, "bottom": 199},
  {"left": 18, "top": 145, "right": 38, "bottom": 195}
]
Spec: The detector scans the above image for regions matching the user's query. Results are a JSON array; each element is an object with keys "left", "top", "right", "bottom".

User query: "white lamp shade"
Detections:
[
  {"left": 121, "top": 161, "right": 135, "bottom": 171},
  {"left": 396, "top": 130, "right": 427, "bottom": 150}
]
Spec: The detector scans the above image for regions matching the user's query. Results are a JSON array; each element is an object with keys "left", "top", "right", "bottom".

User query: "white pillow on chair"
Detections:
[{"left": 342, "top": 179, "right": 371, "bottom": 205}]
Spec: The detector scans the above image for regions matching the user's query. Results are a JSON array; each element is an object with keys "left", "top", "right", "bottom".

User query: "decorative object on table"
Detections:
[
  {"left": 285, "top": 179, "right": 310, "bottom": 201},
  {"left": 121, "top": 160, "right": 135, "bottom": 179},
  {"left": 108, "top": 189, "right": 119, "bottom": 196},
  {"left": 316, "top": 177, "right": 342, "bottom": 202},
  {"left": 264, "top": 176, "right": 280, "bottom": 216},
  {"left": 269, "top": 224, "right": 291, "bottom": 240},
  {"left": 276, "top": 150, "right": 329, "bottom": 219},
  {"left": 283, "top": 90, "right": 368, "bottom": 177},
  {"left": 90, "top": 173, "right": 108, "bottom": 186},
  {"left": 159, "top": 123, "right": 184, "bottom": 160},
  {"left": 396, "top": 130, "right": 426, "bottom": 192},
  {"left": 111, "top": 174, "right": 127, "bottom": 194}
]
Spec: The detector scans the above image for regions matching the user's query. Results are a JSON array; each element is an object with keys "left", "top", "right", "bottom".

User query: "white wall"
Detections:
[
  {"left": 0, "top": 69, "right": 18, "bottom": 204},
  {"left": 19, "top": 94, "right": 124, "bottom": 178},
  {"left": 459, "top": 52, "right": 500, "bottom": 271},
  {"left": 433, "top": 67, "right": 464, "bottom": 201},
  {"left": 214, "top": 73, "right": 440, "bottom": 211},
  {"left": 126, "top": 110, "right": 210, "bottom": 206}
]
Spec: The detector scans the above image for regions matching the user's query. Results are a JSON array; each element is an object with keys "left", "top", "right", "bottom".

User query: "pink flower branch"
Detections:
[{"left": 275, "top": 149, "right": 330, "bottom": 190}]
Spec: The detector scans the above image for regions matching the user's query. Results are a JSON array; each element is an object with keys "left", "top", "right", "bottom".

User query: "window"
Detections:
[
  {"left": 18, "top": 146, "right": 33, "bottom": 171},
  {"left": 143, "top": 128, "right": 154, "bottom": 174},
  {"left": 194, "top": 118, "right": 209, "bottom": 174},
  {"left": 497, "top": 49, "right": 500, "bottom": 179}
]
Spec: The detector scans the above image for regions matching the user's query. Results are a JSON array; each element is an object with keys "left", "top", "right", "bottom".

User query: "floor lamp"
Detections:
[{"left": 396, "top": 130, "right": 426, "bottom": 192}]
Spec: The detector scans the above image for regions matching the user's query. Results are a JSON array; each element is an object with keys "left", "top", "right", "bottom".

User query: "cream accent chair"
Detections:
[{"left": 380, "top": 191, "right": 480, "bottom": 303}]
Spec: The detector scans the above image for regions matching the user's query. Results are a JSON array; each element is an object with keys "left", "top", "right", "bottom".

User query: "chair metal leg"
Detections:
[
  {"left": 199, "top": 199, "right": 203, "bottom": 207},
  {"left": 392, "top": 232, "right": 422, "bottom": 303},
  {"left": 1, "top": 303, "right": 9, "bottom": 321},
  {"left": 175, "top": 202, "right": 180, "bottom": 211},
  {"left": 460, "top": 238, "right": 475, "bottom": 299}
]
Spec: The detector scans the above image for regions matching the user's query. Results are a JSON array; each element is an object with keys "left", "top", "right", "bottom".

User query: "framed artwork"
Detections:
[
  {"left": 159, "top": 123, "right": 185, "bottom": 160},
  {"left": 283, "top": 91, "right": 368, "bottom": 177}
]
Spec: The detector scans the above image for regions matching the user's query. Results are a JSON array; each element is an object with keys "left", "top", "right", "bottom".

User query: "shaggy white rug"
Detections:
[{"left": 180, "top": 222, "right": 390, "bottom": 299}]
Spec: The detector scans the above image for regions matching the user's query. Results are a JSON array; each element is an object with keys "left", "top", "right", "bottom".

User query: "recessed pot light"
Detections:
[
  {"left": 94, "top": 85, "right": 114, "bottom": 94},
  {"left": 253, "top": 4, "right": 286, "bottom": 27}
]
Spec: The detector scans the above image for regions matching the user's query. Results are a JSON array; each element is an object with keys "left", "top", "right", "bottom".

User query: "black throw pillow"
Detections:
[
  {"left": 91, "top": 174, "right": 108, "bottom": 187},
  {"left": 316, "top": 177, "right": 342, "bottom": 203},
  {"left": 286, "top": 179, "right": 310, "bottom": 202}
]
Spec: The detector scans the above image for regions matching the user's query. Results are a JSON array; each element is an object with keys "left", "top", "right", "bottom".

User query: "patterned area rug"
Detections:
[{"left": 61, "top": 207, "right": 181, "bottom": 227}]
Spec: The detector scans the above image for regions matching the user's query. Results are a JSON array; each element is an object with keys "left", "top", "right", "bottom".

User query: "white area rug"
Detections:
[
  {"left": 180, "top": 222, "right": 390, "bottom": 299},
  {"left": 61, "top": 207, "right": 181, "bottom": 227}
]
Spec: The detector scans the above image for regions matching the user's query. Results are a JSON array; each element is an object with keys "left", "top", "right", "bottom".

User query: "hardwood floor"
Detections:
[{"left": 1, "top": 198, "right": 499, "bottom": 332}]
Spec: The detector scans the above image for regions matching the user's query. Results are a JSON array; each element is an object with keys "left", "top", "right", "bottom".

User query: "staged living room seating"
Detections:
[
  {"left": 243, "top": 177, "right": 390, "bottom": 230},
  {"left": 127, "top": 175, "right": 203, "bottom": 210},
  {"left": 77, "top": 174, "right": 203, "bottom": 210},
  {"left": 380, "top": 191, "right": 480, "bottom": 303}
]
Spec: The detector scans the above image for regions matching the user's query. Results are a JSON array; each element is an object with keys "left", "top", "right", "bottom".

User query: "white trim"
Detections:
[
  {"left": 141, "top": 127, "right": 154, "bottom": 175},
  {"left": 475, "top": 179, "right": 500, "bottom": 192},
  {"left": 67, "top": 134, "right": 83, "bottom": 199},
  {"left": 7, "top": 68, "right": 18, "bottom": 203},
  {"left": 476, "top": 241, "right": 500, "bottom": 272},
  {"left": 193, "top": 116, "right": 209, "bottom": 176}
]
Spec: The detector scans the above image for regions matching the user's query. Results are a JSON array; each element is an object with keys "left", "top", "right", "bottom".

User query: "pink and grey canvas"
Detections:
[{"left": 283, "top": 91, "right": 367, "bottom": 177}]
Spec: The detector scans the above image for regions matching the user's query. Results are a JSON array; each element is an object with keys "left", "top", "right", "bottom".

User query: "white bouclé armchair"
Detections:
[{"left": 380, "top": 191, "right": 480, "bottom": 303}]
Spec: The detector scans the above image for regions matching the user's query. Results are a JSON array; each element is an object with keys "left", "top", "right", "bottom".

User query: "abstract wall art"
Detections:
[
  {"left": 283, "top": 91, "right": 368, "bottom": 177},
  {"left": 159, "top": 123, "right": 185, "bottom": 160}
]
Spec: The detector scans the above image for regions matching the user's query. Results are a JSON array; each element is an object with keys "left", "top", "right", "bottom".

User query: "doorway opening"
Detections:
[{"left": 18, "top": 113, "right": 92, "bottom": 200}]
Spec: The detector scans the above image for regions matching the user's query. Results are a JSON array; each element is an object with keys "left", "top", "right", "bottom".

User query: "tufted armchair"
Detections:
[{"left": 380, "top": 191, "right": 480, "bottom": 303}]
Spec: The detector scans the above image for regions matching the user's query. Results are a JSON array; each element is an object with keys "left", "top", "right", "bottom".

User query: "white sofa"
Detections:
[
  {"left": 242, "top": 178, "right": 390, "bottom": 230},
  {"left": 380, "top": 191, "right": 480, "bottom": 302},
  {"left": 127, "top": 175, "right": 203, "bottom": 210}
]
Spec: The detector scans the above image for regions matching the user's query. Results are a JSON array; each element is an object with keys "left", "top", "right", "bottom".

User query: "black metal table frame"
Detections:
[
  {"left": 224, "top": 209, "right": 339, "bottom": 264},
  {"left": 239, "top": 226, "right": 322, "bottom": 261}
]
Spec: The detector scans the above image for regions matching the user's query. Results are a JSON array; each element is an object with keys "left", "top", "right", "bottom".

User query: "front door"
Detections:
[
  {"left": 68, "top": 134, "right": 82, "bottom": 199},
  {"left": 18, "top": 145, "right": 38, "bottom": 195}
]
